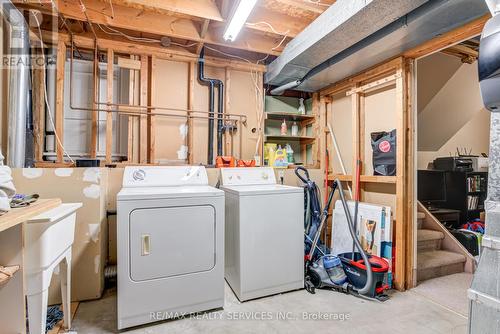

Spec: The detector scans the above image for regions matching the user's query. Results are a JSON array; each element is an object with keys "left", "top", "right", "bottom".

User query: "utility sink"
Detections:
[{"left": 24, "top": 203, "right": 82, "bottom": 275}]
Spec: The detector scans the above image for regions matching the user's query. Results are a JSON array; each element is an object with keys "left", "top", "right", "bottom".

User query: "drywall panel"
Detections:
[
  {"left": 153, "top": 59, "right": 189, "bottom": 163},
  {"left": 417, "top": 53, "right": 462, "bottom": 113},
  {"left": 329, "top": 93, "right": 353, "bottom": 174},
  {"left": 418, "top": 109, "right": 490, "bottom": 169},
  {"left": 229, "top": 70, "right": 262, "bottom": 161},
  {"left": 12, "top": 168, "right": 108, "bottom": 304},
  {"left": 418, "top": 62, "right": 485, "bottom": 151},
  {"left": 364, "top": 86, "right": 397, "bottom": 176}
]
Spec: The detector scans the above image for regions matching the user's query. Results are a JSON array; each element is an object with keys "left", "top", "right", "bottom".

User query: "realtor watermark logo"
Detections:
[
  {"left": 2, "top": 1, "right": 58, "bottom": 69},
  {"left": 150, "top": 311, "right": 351, "bottom": 322}
]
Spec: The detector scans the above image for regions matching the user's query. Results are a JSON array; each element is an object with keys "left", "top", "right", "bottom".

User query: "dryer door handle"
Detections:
[{"left": 141, "top": 234, "right": 151, "bottom": 256}]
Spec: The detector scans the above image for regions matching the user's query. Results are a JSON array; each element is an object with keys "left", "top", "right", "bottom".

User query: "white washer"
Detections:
[
  {"left": 117, "top": 166, "right": 224, "bottom": 329},
  {"left": 220, "top": 167, "right": 304, "bottom": 301}
]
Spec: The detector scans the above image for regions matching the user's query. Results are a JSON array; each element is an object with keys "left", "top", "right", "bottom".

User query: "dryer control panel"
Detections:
[
  {"left": 122, "top": 166, "right": 208, "bottom": 188},
  {"left": 220, "top": 167, "right": 276, "bottom": 186}
]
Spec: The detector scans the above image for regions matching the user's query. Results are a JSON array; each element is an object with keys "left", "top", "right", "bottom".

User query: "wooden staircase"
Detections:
[{"left": 417, "top": 203, "right": 476, "bottom": 283}]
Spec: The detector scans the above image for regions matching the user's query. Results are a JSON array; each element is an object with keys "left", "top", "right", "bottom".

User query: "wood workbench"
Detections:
[{"left": 0, "top": 198, "right": 61, "bottom": 334}]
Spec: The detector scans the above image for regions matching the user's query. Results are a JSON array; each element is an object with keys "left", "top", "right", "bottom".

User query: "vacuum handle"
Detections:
[{"left": 295, "top": 166, "right": 310, "bottom": 183}]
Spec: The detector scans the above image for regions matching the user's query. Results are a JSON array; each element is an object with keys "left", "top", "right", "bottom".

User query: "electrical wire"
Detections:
[
  {"left": 96, "top": 24, "right": 198, "bottom": 48},
  {"left": 246, "top": 21, "right": 290, "bottom": 36},
  {"left": 32, "top": 13, "right": 75, "bottom": 163},
  {"left": 304, "top": 0, "right": 330, "bottom": 7},
  {"left": 108, "top": 0, "right": 115, "bottom": 19}
]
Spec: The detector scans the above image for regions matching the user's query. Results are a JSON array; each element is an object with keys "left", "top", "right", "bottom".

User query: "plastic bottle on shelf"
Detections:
[
  {"left": 285, "top": 144, "right": 295, "bottom": 165},
  {"left": 298, "top": 98, "right": 306, "bottom": 115},
  {"left": 280, "top": 119, "right": 287, "bottom": 136},
  {"left": 291, "top": 122, "right": 299, "bottom": 136}
]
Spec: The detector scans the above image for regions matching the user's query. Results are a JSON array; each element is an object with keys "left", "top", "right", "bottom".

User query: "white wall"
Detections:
[{"left": 417, "top": 54, "right": 490, "bottom": 169}]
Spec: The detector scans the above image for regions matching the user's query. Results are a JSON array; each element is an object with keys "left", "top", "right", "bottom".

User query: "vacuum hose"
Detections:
[{"left": 336, "top": 180, "right": 373, "bottom": 296}]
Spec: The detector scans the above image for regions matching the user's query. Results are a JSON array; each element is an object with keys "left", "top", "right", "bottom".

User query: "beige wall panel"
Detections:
[
  {"left": 363, "top": 183, "right": 397, "bottom": 218},
  {"left": 417, "top": 58, "right": 489, "bottom": 169},
  {"left": 329, "top": 93, "right": 353, "bottom": 174},
  {"left": 154, "top": 59, "right": 189, "bottom": 163},
  {"left": 418, "top": 109, "right": 490, "bottom": 169},
  {"left": 363, "top": 87, "right": 397, "bottom": 176},
  {"left": 12, "top": 168, "right": 108, "bottom": 304},
  {"left": 229, "top": 70, "right": 261, "bottom": 161}
]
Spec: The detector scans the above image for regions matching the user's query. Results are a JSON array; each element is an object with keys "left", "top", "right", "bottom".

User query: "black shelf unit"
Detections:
[{"left": 443, "top": 171, "right": 488, "bottom": 224}]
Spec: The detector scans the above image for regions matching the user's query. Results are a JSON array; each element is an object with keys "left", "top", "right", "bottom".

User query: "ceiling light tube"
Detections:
[{"left": 223, "top": 0, "right": 258, "bottom": 41}]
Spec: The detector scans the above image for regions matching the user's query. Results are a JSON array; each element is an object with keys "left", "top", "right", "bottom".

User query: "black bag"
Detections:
[
  {"left": 370, "top": 129, "right": 396, "bottom": 176},
  {"left": 451, "top": 230, "right": 479, "bottom": 256}
]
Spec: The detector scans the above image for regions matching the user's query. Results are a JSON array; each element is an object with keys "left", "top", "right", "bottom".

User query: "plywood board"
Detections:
[
  {"left": 329, "top": 93, "right": 353, "bottom": 174},
  {"left": 153, "top": 59, "right": 189, "bottom": 163},
  {"left": 363, "top": 86, "right": 397, "bottom": 175},
  {"left": 0, "top": 198, "right": 61, "bottom": 233}
]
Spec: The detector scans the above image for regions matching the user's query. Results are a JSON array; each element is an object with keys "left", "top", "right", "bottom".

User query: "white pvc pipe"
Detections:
[{"left": 327, "top": 122, "right": 353, "bottom": 198}]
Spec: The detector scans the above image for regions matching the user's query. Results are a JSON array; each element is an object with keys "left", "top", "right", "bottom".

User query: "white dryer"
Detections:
[
  {"left": 220, "top": 167, "right": 304, "bottom": 301},
  {"left": 117, "top": 166, "right": 224, "bottom": 329}
]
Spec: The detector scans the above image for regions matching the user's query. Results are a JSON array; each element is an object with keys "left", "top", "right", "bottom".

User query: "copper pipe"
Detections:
[{"left": 68, "top": 40, "right": 248, "bottom": 124}]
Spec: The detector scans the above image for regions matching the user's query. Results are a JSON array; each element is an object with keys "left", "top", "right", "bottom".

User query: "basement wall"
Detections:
[{"left": 417, "top": 54, "right": 490, "bottom": 169}]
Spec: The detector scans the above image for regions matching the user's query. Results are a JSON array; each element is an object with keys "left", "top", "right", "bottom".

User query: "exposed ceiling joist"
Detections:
[
  {"left": 245, "top": 8, "right": 309, "bottom": 37},
  {"left": 105, "top": 0, "right": 303, "bottom": 37},
  {"left": 196, "top": 19, "right": 211, "bottom": 54},
  {"left": 104, "top": 0, "right": 223, "bottom": 21},
  {"left": 273, "top": 0, "right": 328, "bottom": 14},
  {"left": 23, "top": 0, "right": 283, "bottom": 55},
  {"left": 441, "top": 44, "right": 479, "bottom": 64},
  {"left": 32, "top": 29, "right": 267, "bottom": 72}
]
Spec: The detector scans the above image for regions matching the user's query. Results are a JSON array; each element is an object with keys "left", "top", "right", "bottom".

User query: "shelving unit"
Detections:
[
  {"left": 328, "top": 174, "right": 397, "bottom": 184},
  {"left": 263, "top": 96, "right": 319, "bottom": 167},
  {"left": 444, "top": 170, "right": 488, "bottom": 223}
]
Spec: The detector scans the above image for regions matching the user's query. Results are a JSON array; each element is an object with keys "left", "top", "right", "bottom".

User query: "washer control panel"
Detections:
[
  {"left": 123, "top": 166, "right": 208, "bottom": 187},
  {"left": 220, "top": 167, "right": 276, "bottom": 186}
]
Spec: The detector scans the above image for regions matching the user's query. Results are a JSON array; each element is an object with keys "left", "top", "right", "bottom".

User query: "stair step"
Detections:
[
  {"left": 418, "top": 229, "right": 444, "bottom": 251},
  {"left": 418, "top": 229, "right": 444, "bottom": 242},
  {"left": 417, "top": 250, "right": 466, "bottom": 282},
  {"left": 417, "top": 212, "right": 425, "bottom": 229}
]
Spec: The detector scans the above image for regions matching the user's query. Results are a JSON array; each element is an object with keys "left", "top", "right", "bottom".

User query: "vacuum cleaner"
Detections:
[{"left": 295, "top": 166, "right": 389, "bottom": 301}]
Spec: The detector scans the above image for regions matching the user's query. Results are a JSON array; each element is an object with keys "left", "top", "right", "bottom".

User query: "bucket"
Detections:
[{"left": 337, "top": 252, "right": 389, "bottom": 298}]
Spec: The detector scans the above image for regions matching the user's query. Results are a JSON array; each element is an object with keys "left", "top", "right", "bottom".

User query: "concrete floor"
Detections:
[
  {"left": 71, "top": 283, "right": 468, "bottom": 334},
  {"left": 412, "top": 273, "right": 473, "bottom": 317}
]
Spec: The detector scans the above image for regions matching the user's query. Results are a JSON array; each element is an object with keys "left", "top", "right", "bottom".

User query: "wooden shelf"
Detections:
[
  {"left": 0, "top": 198, "right": 62, "bottom": 233},
  {"left": 265, "top": 112, "right": 316, "bottom": 122},
  {"left": 328, "top": 174, "right": 397, "bottom": 184},
  {"left": 265, "top": 135, "right": 316, "bottom": 144}
]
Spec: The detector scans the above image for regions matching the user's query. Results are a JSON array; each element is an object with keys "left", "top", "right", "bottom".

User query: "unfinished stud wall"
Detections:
[{"left": 320, "top": 57, "right": 413, "bottom": 290}]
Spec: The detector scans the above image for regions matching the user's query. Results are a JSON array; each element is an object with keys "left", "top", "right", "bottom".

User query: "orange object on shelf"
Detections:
[
  {"left": 237, "top": 160, "right": 256, "bottom": 167},
  {"left": 216, "top": 156, "right": 236, "bottom": 168}
]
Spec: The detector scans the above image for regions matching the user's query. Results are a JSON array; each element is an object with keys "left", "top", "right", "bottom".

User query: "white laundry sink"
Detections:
[{"left": 24, "top": 203, "right": 82, "bottom": 274}]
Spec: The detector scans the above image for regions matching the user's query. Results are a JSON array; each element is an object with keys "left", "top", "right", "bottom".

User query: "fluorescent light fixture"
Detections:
[{"left": 223, "top": 0, "right": 258, "bottom": 41}]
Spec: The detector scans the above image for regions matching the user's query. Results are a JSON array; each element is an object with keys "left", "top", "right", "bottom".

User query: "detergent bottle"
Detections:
[
  {"left": 273, "top": 145, "right": 288, "bottom": 168},
  {"left": 291, "top": 122, "right": 299, "bottom": 136},
  {"left": 285, "top": 144, "right": 295, "bottom": 165},
  {"left": 298, "top": 98, "right": 306, "bottom": 115},
  {"left": 280, "top": 119, "right": 287, "bottom": 136}
]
